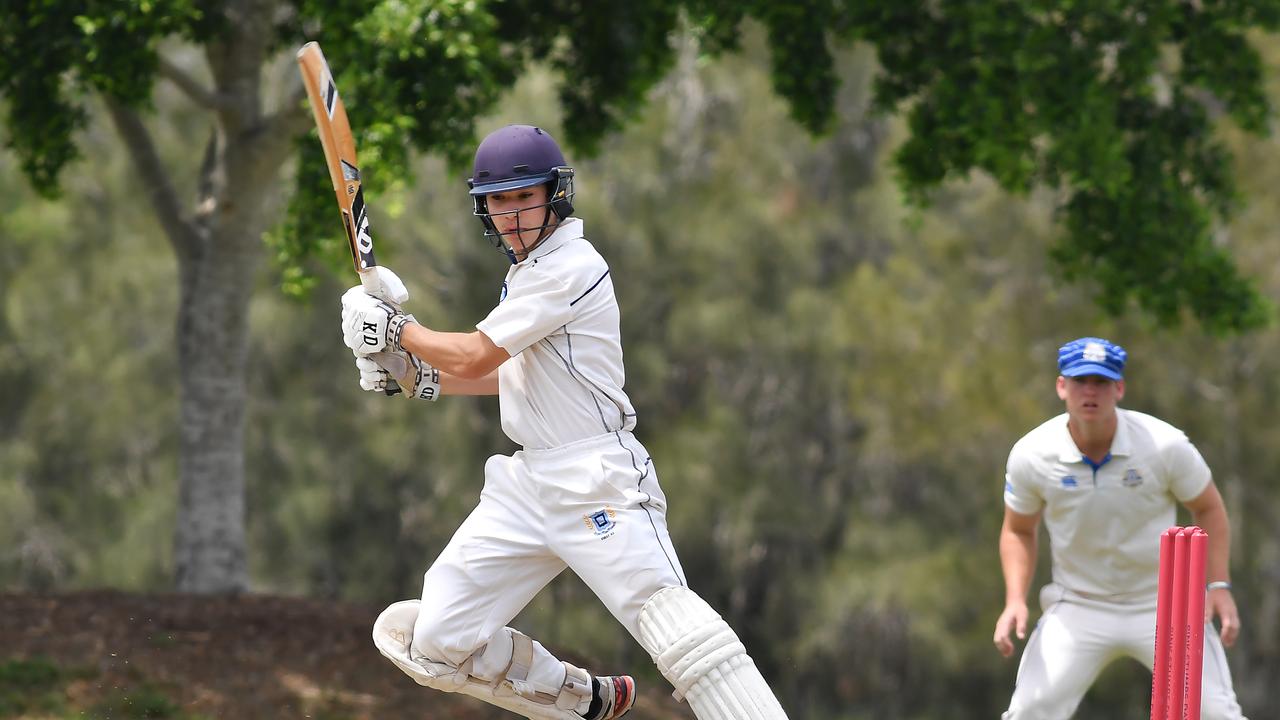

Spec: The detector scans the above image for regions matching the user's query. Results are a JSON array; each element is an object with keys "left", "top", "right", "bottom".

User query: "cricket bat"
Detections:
[{"left": 297, "top": 41, "right": 401, "bottom": 394}]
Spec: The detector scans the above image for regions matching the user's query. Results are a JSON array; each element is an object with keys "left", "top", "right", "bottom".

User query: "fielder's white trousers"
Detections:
[
  {"left": 1003, "top": 583, "right": 1247, "bottom": 720},
  {"left": 412, "top": 430, "right": 688, "bottom": 691}
]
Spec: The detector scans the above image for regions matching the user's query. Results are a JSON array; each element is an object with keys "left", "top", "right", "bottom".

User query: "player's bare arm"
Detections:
[
  {"left": 398, "top": 324, "right": 509, "bottom": 380},
  {"left": 994, "top": 507, "right": 1040, "bottom": 658},
  {"left": 439, "top": 369, "right": 499, "bottom": 396},
  {"left": 1183, "top": 481, "right": 1240, "bottom": 646}
]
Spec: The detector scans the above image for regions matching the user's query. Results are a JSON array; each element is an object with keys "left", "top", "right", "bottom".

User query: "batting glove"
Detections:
[
  {"left": 362, "top": 265, "right": 409, "bottom": 306},
  {"left": 355, "top": 350, "right": 440, "bottom": 401},
  {"left": 342, "top": 286, "right": 415, "bottom": 355}
]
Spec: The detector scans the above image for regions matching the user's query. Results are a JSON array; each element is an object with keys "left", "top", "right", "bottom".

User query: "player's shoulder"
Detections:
[
  {"left": 1118, "top": 408, "right": 1189, "bottom": 450},
  {"left": 528, "top": 227, "right": 609, "bottom": 289}
]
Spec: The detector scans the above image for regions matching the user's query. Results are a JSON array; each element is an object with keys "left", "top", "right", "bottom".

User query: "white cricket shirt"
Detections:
[
  {"left": 476, "top": 218, "right": 636, "bottom": 450},
  {"left": 1003, "top": 408, "right": 1212, "bottom": 598}
]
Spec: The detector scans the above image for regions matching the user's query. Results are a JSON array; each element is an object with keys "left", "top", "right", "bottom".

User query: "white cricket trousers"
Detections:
[
  {"left": 1004, "top": 584, "right": 1246, "bottom": 720},
  {"left": 412, "top": 430, "right": 688, "bottom": 693}
]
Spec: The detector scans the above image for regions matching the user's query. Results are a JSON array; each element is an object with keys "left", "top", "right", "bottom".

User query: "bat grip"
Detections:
[{"left": 358, "top": 269, "right": 405, "bottom": 396}]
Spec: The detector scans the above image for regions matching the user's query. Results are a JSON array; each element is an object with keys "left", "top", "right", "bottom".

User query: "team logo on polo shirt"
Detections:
[
  {"left": 584, "top": 508, "right": 618, "bottom": 538},
  {"left": 1061, "top": 475, "right": 1079, "bottom": 488},
  {"left": 499, "top": 281, "right": 509, "bottom": 302},
  {"left": 1123, "top": 468, "right": 1144, "bottom": 487}
]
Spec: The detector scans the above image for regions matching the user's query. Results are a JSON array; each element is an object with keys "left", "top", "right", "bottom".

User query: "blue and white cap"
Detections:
[{"left": 1058, "top": 337, "right": 1126, "bottom": 380}]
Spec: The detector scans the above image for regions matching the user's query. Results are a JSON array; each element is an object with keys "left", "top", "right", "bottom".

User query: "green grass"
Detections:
[
  {"left": 88, "top": 684, "right": 182, "bottom": 719},
  {"left": 0, "top": 657, "right": 69, "bottom": 718},
  {"left": 0, "top": 658, "right": 209, "bottom": 720}
]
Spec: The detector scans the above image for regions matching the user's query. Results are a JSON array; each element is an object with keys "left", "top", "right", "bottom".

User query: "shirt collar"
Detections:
[
  {"left": 518, "top": 217, "right": 583, "bottom": 265},
  {"left": 1056, "top": 408, "right": 1130, "bottom": 463}
]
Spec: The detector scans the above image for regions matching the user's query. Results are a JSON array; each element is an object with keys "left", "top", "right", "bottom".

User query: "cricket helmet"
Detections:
[{"left": 468, "top": 125, "right": 575, "bottom": 261}]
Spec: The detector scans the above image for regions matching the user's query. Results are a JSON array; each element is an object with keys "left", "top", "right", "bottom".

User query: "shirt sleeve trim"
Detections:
[{"left": 570, "top": 270, "right": 611, "bottom": 307}]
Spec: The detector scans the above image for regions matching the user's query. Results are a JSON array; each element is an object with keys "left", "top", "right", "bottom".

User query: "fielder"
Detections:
[
  {"left": 994, "top": 337, "right": 1247, "bottom": 719},
  {"left": 340, "top": 124, "right": 789, "bottom": 720}
]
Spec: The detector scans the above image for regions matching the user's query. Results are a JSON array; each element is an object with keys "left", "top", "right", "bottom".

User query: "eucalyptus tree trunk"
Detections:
[{"left": 106, "top": 0, "right": 310, "bottom": 592}]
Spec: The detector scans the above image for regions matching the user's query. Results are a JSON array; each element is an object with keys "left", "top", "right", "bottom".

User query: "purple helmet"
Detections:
[{"left": 468, "top": 125, "right": 575, "bottom": 262}]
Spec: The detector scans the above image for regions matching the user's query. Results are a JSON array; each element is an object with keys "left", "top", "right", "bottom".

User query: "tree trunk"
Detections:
[
  {"left": 109, "top": 0, "right": 305, "bottom": 592},
  {"left": 172, "top": 226, "right": 258, "bottom": 592}
]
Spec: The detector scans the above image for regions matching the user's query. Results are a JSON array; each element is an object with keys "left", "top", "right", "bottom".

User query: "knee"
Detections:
[{"left": 412, "top": 611, "right": 479, "bottom": 667}]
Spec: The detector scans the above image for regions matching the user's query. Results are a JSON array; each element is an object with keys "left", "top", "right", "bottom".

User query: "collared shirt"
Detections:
[
  {"left": 476, "top": 218, "right": 636, "bottom": 449},
  {"left": 1003, "top": 409, "right": 1212, "bottom": 598}
]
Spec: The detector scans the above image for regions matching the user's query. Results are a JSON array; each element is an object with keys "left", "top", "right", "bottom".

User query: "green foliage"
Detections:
[
  {"left": 0, "top": 0, "right": 201, "bottom": 195},
  {"left": 845, "top": 0, "right": 1280, "bottom": 331},
  {"left": 0, "top": 113, "right": 179, "bottom": 590},
  {"left": 5, "top": 0, "right": 1275, "bottom": 324}
]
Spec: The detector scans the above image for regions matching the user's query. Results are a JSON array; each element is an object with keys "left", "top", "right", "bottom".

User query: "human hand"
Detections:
[
  {"left": 356, "top": 351, "right": 438, "bottom": 401},
  {"left": 361, "top": 266, "right": 409, "bottom": 306},
  {"left": 341, "top": 286, "right": 414, "bottom": 354},
  {"left": 993, "top": 601, "right": 1029, "bottom": 658},
  {"left": 1206, "top": 585, "right": 1240, "bottom": 647},
  {"left": 355, "top": 351, "right": 404, "bottom": 395}
]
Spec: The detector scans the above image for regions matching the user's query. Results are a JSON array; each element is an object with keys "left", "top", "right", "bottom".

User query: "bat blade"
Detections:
[
  {"left": 298, "top": 42, "right": 401, "bottom": 395},
  {"left": 296, "top": 41, "right": 377, "bottom": 275}
]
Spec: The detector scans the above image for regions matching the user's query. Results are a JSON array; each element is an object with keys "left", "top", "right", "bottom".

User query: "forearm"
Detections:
[
  {"left": 1192, "top": 502, "right": 1232, "bottom": 585},
  {"left": 399, "top": 323, "right": 494, "bottom": 379},
  {"left": 1000, "top": 529, "right": 1038, "bottom": 604},
  {"left": 441, "top": 370, "right": 499, "bottom": 396}
]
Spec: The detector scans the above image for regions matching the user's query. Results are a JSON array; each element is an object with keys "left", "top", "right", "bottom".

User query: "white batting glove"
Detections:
[
  {"left": 342, "top": 286, "right": 415, "bottom": 355},
  {"left": 362, "top": 265, "right": 409, "bottom": 306},
  {"left": 355, "top": 351, "right": 440, "bottom": 401}
]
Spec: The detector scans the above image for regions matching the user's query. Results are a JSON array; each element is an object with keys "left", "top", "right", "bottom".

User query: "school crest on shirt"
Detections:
[
  {"left": 1123, "top": 468, "right": 1144, "bottom": 488},
  {"left": 584, "top": 508, "right": 618, "bottom": 539},
  {"left": 1060, "top": 475, "right": 1079, "bottom": 488}
]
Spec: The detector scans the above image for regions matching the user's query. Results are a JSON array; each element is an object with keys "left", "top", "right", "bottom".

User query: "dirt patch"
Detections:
[{"left": 0, "top": 591, "right": 691, "bottom": 720}]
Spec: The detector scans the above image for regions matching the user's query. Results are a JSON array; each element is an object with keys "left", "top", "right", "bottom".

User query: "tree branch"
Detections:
[
  {"left": 104, "top": 96, "right": 200, "bottom": 260},
  {"left": 158, "top": 54, "right": 232, "bottom": 111}
]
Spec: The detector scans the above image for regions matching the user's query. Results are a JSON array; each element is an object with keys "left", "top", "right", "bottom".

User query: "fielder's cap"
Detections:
[{"left": 1058, "top": 337, "right": 1126, "bottom": 381}]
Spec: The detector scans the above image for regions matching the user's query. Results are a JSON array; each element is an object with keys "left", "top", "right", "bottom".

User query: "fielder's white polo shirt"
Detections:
[
  {"left": 1003, "top": 408, "right": 1212, "bottom": 598},
  {"left": 476, "top": 218, "right": 637, "bottom": 450}
]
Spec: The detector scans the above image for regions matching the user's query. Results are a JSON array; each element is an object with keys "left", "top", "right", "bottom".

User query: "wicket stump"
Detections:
[{"left": 1150, "top": 526, "right": 1207, "bottom": 720}]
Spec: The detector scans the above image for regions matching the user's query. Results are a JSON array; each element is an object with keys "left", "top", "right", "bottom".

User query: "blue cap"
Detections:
[{"left": 1057, "top": 337, "right": 1126, "bottom": 380}]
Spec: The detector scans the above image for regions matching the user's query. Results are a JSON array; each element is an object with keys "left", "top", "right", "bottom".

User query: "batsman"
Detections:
[{"left": 340, "top": 125, "right": 789, "bottom": 720}]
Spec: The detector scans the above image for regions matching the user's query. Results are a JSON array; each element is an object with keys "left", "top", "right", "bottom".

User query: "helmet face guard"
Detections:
[
  {"left": 467, "top": 125, "right": 575, "bottom": 263},
  {"left": 470, "top": 168, "right": 575, "bottom": 262}
]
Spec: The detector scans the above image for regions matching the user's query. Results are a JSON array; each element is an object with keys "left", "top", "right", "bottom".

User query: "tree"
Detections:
[{"left": 2, "top": 0, "right": 1275, "bottom": 592}]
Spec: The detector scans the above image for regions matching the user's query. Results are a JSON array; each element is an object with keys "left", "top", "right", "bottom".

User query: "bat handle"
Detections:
[{"left": 358, "top": 269, "right": 404, "bottom": 397}]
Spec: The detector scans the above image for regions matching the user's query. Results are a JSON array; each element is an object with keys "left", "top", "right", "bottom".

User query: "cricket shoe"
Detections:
[{"left": 580, "top": 675, "right": 636, "bottom": 720}]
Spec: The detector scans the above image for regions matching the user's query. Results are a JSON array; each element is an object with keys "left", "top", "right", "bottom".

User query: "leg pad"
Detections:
[
  {"left": 637, "top": 587, "right": 788, "bottom": 720},
  {"left": 373, "top": 600, "right": 583, "bottom": 720}
]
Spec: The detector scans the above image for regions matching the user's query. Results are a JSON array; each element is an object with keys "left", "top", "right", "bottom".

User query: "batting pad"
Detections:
[
  {"left": 638, "top": 587, "right": 789, "bottom": 720},
  {"left": 372, "top": 600, "right": 581, "bottom": 720}
]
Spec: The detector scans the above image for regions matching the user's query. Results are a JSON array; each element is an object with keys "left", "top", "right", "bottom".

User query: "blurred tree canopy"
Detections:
[{"left": 3, "top": 0, "right": 1277, "bottom": 595}]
